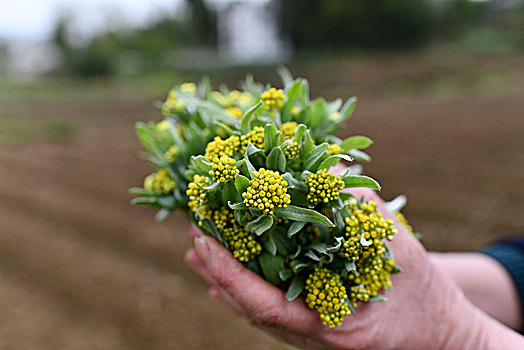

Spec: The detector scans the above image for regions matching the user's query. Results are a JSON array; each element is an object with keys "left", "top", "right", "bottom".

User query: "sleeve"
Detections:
[{"left": 480, "top": 236, "right": 524, "bottom": 333}]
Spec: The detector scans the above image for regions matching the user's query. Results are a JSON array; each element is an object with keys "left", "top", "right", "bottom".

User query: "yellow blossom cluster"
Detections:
[
  {"left": 395, "top": 212, "right": 414, "bottom": 235},
  {"left": 209, "top": 156, "right": 239, "bottom": 183},
  {"left": 212, "top": 90, "right": 253, "bottom": 108},
  {"left": 291, "top": 106, "right": 300, "bottom": 115},
  {"left": 305, "top": 169, "right": 345, "bottom": 205},
  {"left": 283, "top": 141, "right": 300, "bottom": 159},
  {"left": 348, "top": 256, "right": 395, "bottom": 305},
  {"left": 180, "top": 82, "right": 197, "bottom": 95},
  {"left": 143, "top": 169, "right": 176, "bottom": 195},
  {"left": 223, "top": 226, "right": 262, "bottom": 262},
  {"left": 327, "top": 143, "right": 342, "bottom": 155},
  {"left": 212, "top": 207, "right": 235, "bottom": 230},
  {"left": 242, "top": 168, "right": 291, "bottom": 215},
  {"left": 280, "top": 122, "right": 298, "bottom": 141},
  {"left": 226, "top": 106, "right": 243, "bottom": 119},
  {"left": 205, "top": 135, "right": 241, "bottom": 159},
  {"left": 161, "top": 89, "right": 186, "bottom": 116},
  {"left": 261, "top": 87, "right": 285, "bottom": 110},
  {"left": 186, "top": 175, "right": 210, "bottom": 212},
  {"left": 305, "top": 267, "right": 352, "bottom": 328},
  {"left": 165, "top": 145, "right": 179, "bottom": 162},
  {"left": 240, "top": 126, "right": 264, "bottom": 154},
  {"left": 340, "top": 200, "right": 397, "bottom": 261}
]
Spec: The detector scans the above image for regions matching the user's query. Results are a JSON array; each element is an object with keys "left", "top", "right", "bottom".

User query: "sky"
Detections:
[{"left": 0, "top": 0, "right": 182, "bottom": 42}]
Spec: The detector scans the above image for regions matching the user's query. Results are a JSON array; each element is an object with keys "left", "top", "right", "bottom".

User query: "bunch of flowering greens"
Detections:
[{"left": 131, "top": 72, "right": 403, "bottom": 327}]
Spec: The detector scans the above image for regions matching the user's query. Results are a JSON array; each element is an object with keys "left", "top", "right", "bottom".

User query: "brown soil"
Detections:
[{"left": 0, "top": 54, "right": 523, "bottom": 349}]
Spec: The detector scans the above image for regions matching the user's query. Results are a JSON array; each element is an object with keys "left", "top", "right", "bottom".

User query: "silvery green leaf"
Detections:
[
  {"left": 318, "top": 154, "right": 354, "bottom": 170},
  {"left": 369, "top": 295, "right": 388, "bottom": 302},
  {"left": 302, "top": 130, "right": 314, "bottom": 156},
  {"left": 193, "top": 155, "right": 212, "bottom": 173},
  {"left": 258, "top": 252, "right": 284, "bottom": 286},
  {"left": 392, "top": 265, "right": 403, "bottom": 274},
  {"left": 228, "top": 201, "right": 247, "bottom": 210},
  {"left": 345, "top": 261, "right": 356, "bottom": 273},
  {"left": 155, "top": 208, "right": 171, "bottom": 222},
  {"left": 274, "top": 205, "right": 334, "bottom": 227},
  {"left": 264, "top": 123, "right": 279, "bottom": 152},
  {"left": 291, "top": 260, "right": 309, "bottom": 273},
  {"left": 293, "top": 124, "right": 307, "bottom": 142},
  {"left": 278, "top": 66, "right": 294, "bottom": 89},
  {"left": 245, "top": 143, "right": 264, "bottom": 156},
  {"left": 339, "top": 96, "right": 357, "bottom": 122},
  {"left": 235, "top": 174, "right": 250, "bottom": 194},
  {"left": 304, "top": 143, "right": 328, "bottom": 169},
  {"left": 348, "top": 149, "right": 371, "bottom": 162},
  {"left": 243, "top": 155, "right": 256, "bottom": 179},
  {"left": 241, "top": 101, "right": 262, "bottom": 134},
  {"left": 384, "top": 195, "right": 407, "bottom": 214},
  {"left": 279, "top": 268, "right": 293, "bottom": 282},
  {"left": 288, "top": 221, "right": 306, "bottom": 237},
  {"left": 262, "top": 233, "right": 277, "bottom": 255},
  {"left": 285, "top": 273, "right": 307, "bottom": 301},
  {"left": 129, "top": 187, "right": 154, "bottom": 196},
  {"left": 245, "top": 215, "right": 274, "bottom": 235},
  {"left": 341, "top": 136, "right": 373, "bottom": 152},
  {"left": 305, "top": 250, "right": 320, "bottom": 261},
  {"left": 266, "top": 147, "right": 286, "bottom": 173},
  {"left": 342, "top": 175, "right": 381, "bottom": 190}
]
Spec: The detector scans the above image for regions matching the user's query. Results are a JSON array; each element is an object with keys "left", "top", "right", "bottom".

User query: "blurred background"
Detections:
[{"left": 0, "top": 0, "right": 523, "bottom": 348}]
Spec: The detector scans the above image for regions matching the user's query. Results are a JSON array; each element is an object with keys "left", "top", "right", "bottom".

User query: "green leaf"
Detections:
[
  {"left": 229, "top": 201, "right": 247, "bottom": 210},
  {"left": 245, "top": 215, "right": 274, "bottom": 236},
  {"left": 288, "top": 221, "right": 306, "bottom": 237},
  {"left": 245, "top": 143, "right": 264, "bottom": 156},
  {"left": 392, "top": 265, "right": 403, "bottom": 274},
  {"left": 235, "top": 175, "right": 250, "bottom": 194},
  {"left": 341, "top": 135, "right": 373, "bottom": 152},
  {"left": 262, "top": 232, "right": 277, "bottom": 255},
  {"left": 193, "top": 155, "right": 212, "bottom": 173},
  {"left": 345, "top": 261, "right": 356, "bottom": 273},
  {"left": 318, "top": 154, "right": 354, "bottom": 170},
  {"left": 279, "top": 268, "right": 293, "bottom": 282},
  {"left": 271, "top": 228, "right": 297, "bottom": 255},
  {"left": 214, "top": 121, "right": 237, "bottom": 137},
  {"left": 293, "top": 124, "right": 307, "bottom": 143},
  {"left": 155, "top": 208, "right": 172, "bottom": 222},
  {"left": 285, "top": 274, "right": 307, "bottom": 301},
  {"left": 339, "top": 96, "right": 357, "bottom": 122},
  {"left": 369, "top": 295, "right": 388, "bottom": 302},
  {"left": 241, "top": 101, "right": 263, "bottom": 134},
  {"left": 304, "top": 143, "right": 328, "bottom": 169},
  {"left": 135, "top": 123, "right": 163, "bottom": 157},
  {"left": 275, "top": 205, "right": 334, "bottom": 227},
  {"left": 129, "top": 187, "right": 154, "bottom": 196},
  {"left": 342, "top": 175, "right": 381, "bottom": 190},
  {"left": 348, "top": 149, "right": 371, "bottom": 162},
  {"left": 244, "top": 155, "right": 256, "bottom": 179},
  {"left": 258, "top": 251, "right": 285, "bottom": 286},
  {"left": 221, "top": 181, "right": 238, "bottom": 204},
  {"left": 309, "top": 98, "right": 327, "bottom": 128},
  {"left": 302, "top": 130, "right": 314, "bottom": 156},
  {"left": 278, "top": 66, "right": 294, "bottom": 89},
  {"left": 264, "top": 123, "right": 279, "bottom": 153},
  {"left": 290, "top": 260, "right": 309, "bottom": 273},
  {"left": 305, "top": 250, "right": 320, "bottom": 261},
  {"left": 198, "top": 217, "right": 219, "bottom": 238},
  {"left": 266, "top": 147, "right": 286, "bottom": 173}
]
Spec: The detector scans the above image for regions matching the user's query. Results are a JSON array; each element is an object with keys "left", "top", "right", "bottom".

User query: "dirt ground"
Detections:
[{"left": 0, "top": 53, "right": 523, "bottom": 349}]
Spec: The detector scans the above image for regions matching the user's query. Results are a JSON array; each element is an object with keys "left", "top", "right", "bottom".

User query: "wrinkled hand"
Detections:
[{"left": 184, "top": 188, "right": 519, "bottom": 349}]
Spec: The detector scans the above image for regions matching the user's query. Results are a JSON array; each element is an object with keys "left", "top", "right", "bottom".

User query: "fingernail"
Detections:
[{"left": 193, "top": 237, "right": 210, "bottom": 263}]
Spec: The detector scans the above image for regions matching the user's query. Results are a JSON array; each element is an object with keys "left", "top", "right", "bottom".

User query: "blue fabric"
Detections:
[{"left": 480, "top": 237, "right": 524, "bottom": 333}]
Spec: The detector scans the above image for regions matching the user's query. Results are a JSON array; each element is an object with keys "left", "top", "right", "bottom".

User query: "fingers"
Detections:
[
  {"left": 188, "top": 223, "right": 203, "bottom": 240},
  {"left": 184, "top": 248, "right": 216, "bottom": 286},
  {"left": 209, "top": 286, "right": 244, "bottom": 315},
  {"left": 193, "top": 236, "right": 320, "bottom": 334}
]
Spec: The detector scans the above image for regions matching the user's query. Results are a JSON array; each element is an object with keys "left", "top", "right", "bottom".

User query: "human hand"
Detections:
[{"left": 185, "top": 188, "right": 523, "bottom": 349}]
